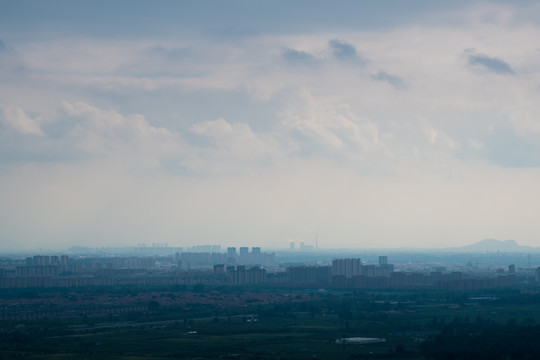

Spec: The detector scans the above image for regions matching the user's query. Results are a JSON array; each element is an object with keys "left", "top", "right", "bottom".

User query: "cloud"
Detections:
[
  {"left": 371, "top": 71, "right": 405, "bottom": 88},
  {"left": 6, "top": 3, "right": 540, "bottom": 249},
  {"left": 280, "top": 47, "right": 318, "bottom": 66},
  {"left": 191, "top": 117, "right": 253, "bottom": 141},
  {"left": 187, "top": 117, "right": 287, "bottom": 175},
  {"left": 0, "top": 40, "right": 5, "bottom": 51},
  {"left": 466, "top": 50, "right": 515, "bottom": 75},
  {"left": 61, "top": 102, "right": 180, "bottom": 168},
  {"left": 0, "top": 104, "right": 43, "bottom": 136},
  {"left": 328, "top": 39, "right": 365, "bottom": 64},
  {"left": 467, "top": 138, "right": 484, "bottom": 150},
  {"left": 279, "top": 91, "right": 389, "bottom": 162}
]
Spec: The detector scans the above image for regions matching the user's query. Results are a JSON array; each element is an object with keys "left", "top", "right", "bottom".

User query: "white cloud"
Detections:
[
  {"left": 191, "top": 117, "right": 255, "bottom": 143},
  {"left": 0, "top": 104, "right": 44, "bottom": 136},
  {"left": 61, "top": 102, "right": 179, "bottom": 163},
  {"left": 279, "top": 90, "right": 389, "bottom": 158},
  {"left": 186, "top": 117, "right": 292, "bottom": 175},
  {"left": 467, "top": 137, "right": 484, "bottom": 150}
]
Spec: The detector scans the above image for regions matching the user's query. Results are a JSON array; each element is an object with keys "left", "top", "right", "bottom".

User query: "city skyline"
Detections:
[{"left": 2, "top": 1, "right": 540, "bottom": 251}]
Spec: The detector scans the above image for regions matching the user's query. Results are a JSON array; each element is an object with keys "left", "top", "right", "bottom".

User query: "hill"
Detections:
[{"left": 447, "top": 239, "right": 538, "bottom": 253}]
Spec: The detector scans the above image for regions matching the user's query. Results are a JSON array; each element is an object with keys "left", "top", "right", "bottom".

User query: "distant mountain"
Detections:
[{"left": 447, "top": 239, "right": 538, "bottom": 253}]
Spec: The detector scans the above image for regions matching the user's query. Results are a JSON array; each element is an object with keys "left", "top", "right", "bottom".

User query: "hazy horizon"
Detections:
[{"left": 2, "top": 1, "right": 540, "bottom": 251}]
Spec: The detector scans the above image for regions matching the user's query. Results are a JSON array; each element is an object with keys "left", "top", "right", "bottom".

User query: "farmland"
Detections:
[{"left": 2, "top": 286, "right": 540, "bottom": 359}]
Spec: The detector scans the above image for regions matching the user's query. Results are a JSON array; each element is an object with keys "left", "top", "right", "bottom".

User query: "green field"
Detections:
[{"left": 2, "top": 287, "right": 540, "bottom": 359}]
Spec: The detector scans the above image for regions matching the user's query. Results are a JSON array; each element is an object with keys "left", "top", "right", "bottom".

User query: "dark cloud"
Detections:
[
  {"left": 281, "top": 47, "right": 318, "bottom": 66},
  {"left": 329, "top": 39, "right": 366, "bottom": 64},
  {"left": 371, "top": 71, "right": 405, "bottom": 89},
  {"left": 329, "top": 39, "right": 355, "bottom": 58},
  {"left": 0, "top": 40, "right": 5, "bottom": 51},
  {"left": 466, "top": 50, "right": 514, "bottom": 75}
]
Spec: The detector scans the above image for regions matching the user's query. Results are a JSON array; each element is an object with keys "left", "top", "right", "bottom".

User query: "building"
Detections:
[
  {"left": 227, "top": 247, "right": 237, "bottom": 265},
  {"left": 239, "top": 247, "right": 249, "bottom": 263},
  {"left": 226, "top": 265, "right": 267, "bottom": 285},
  {"left": 287, "top": 265, "right": 331, "bottom": 287},
  {"left": 332, "top": 258, "right": 362, "bottom": 278}
]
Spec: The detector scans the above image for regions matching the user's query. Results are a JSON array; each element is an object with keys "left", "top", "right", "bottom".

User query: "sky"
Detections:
[{"left": 2, "top": 1, "right": 540, "bottom": 251}]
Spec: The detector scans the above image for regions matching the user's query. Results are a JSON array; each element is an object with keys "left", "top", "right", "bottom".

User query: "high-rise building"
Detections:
[
  {"left": 214, "top": 264, "right": 225, "bottom": 273},
  {"left": 332, "top": 258, "right": 362, "bottom": 278},
  {"left": 239, "top": 247, "right": 249, "bottom": 264},
  {"left": 227, "top": 247, "right": 237, "bottom": 265},
  {"left": 239, "top": 247, "right": 249, "bottom": 257},
  {"left": 60, "top": 255, "right": 69, "bottom": 267},
  {"left": 178, "top": 259, "right": 190, "bottom": 271}
]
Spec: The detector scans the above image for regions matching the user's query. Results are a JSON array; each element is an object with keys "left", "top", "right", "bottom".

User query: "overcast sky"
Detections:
[{"left": 2, "top": 1, "right": 540, "bottom": 251}]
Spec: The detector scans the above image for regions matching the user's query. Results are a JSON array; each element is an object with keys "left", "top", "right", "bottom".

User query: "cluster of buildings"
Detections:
[
  {"left": 176, "top": 246, "right": 275, "bottom": 270},
  {"left": 268, "top": 257, "right": 517, "bottom": 290},
  {"left": 332, "top": 256, "right": 394, "bottom": 277},
  {"left": 217, "top": 265, "right": 268, "bottom": 285},
  {"left": 0, "top": 252, "right": 526, "bottom": 291}
]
